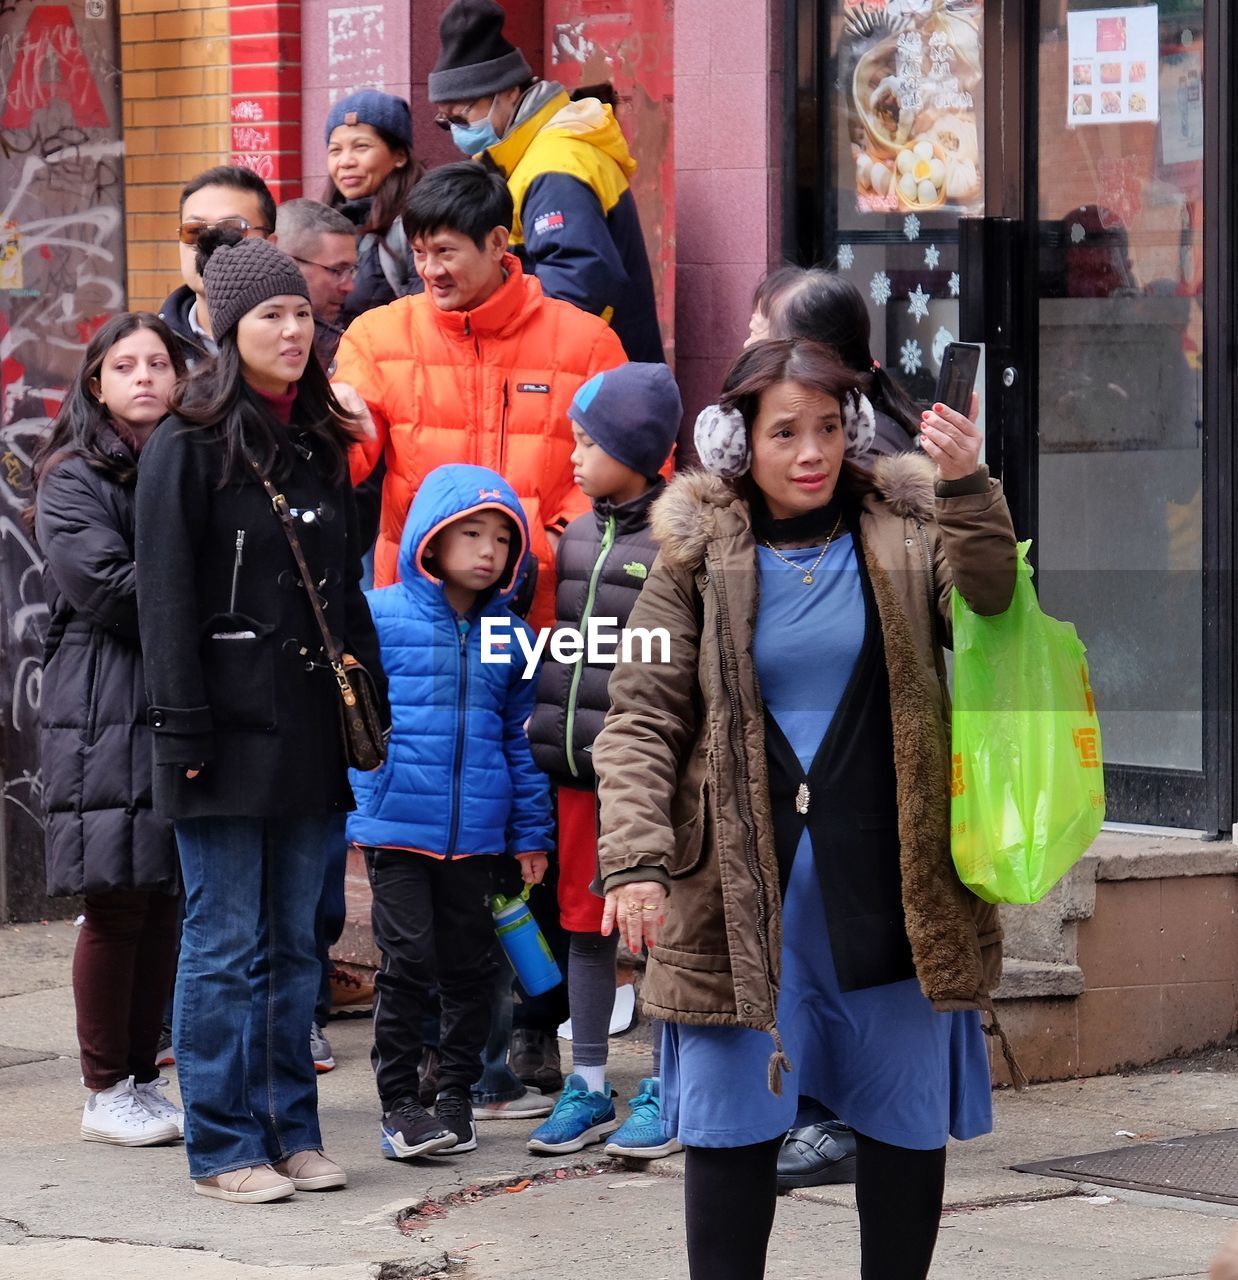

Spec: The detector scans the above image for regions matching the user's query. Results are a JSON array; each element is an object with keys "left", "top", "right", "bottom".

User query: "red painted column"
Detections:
[{"left": 229, "top": 0, "right": 302, "bottom": 202}]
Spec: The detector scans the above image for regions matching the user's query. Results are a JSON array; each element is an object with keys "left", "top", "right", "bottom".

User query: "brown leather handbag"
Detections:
[{"left": 251, "top": 464, "right": 387, "bottom": 772}]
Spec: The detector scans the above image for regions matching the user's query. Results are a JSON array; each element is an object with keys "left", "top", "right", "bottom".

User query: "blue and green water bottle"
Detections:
[{"left": 492, "top": 885, "right": 562, "bottom": 995}]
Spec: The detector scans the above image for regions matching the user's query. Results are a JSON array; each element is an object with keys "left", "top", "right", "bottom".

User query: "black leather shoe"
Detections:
[
  {"left": 776, "top": 1120, "right": 858, "bottom": 1191},
  {"left": 509, "top": 1028, "right": 564, "bottom": 1094}
]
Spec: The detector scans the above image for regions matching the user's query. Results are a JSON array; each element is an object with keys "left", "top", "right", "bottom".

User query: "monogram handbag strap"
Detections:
[{"left": 245, "top": 452, "right": 357, "bottom": 707}]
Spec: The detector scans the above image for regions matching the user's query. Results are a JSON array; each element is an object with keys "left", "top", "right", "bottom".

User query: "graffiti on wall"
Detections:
[
  {"left": 0, "top": 0, "right": 125, "bottom": 919},
  {"left": 326, "top": 5, "right": 385, "bottom": 98}
]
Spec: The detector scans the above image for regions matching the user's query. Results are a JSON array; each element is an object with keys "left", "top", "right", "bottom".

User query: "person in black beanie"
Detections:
[
  {"left": 428, "top": 0, "right": 664, "bottom": 363},
  {"left": 135, "top": 227, "right": 387, "bottom": 1205}
]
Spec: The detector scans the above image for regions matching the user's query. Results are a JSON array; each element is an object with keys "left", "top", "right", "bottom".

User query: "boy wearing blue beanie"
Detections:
[{"left": 526, "top": 362, "right": 682, "bottom": 1157}]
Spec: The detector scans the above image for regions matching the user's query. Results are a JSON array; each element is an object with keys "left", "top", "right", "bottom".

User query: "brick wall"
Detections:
[
  {"left": 229, "top": 0, "right": 303, "bottom": 203},
  {"left": 120, "top": 0, "right": 231, "bottom": 312}
]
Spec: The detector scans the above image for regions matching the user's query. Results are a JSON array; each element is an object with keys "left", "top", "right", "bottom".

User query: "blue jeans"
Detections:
[{"left": 174, "top": 814, "right": 333, "bottom": 1180}]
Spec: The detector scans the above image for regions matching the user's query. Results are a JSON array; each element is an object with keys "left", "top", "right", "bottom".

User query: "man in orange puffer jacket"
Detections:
[{"left": 334, "top": 162, "right": 626, "bottom": 631}]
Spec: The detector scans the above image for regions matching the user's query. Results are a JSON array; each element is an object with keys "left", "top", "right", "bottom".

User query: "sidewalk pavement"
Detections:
[{"left": 1, "top": 919, "right": 1234, "bottom": 1279}]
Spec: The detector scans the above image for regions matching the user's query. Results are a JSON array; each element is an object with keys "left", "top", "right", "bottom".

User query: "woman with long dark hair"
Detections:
[
  {"left": 595, "top": 338, "right": 1018, "bottom": 1279},
  {"left": 33, "top": 312, "right": 187, "bottom": 1148},
  {"left": 324, "top": 89, "right": 425, "bottom": 324},
  {"left": 135, "top": 229, "right": 387, "bottom": 1203},
  {"left": 748, "top": 267, "right": 923, "bottom": 457}
]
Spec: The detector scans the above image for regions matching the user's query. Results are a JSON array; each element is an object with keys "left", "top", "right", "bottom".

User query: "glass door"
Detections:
[{"left": 1034, "top": 1, "right": 1221, "bottom": 827}]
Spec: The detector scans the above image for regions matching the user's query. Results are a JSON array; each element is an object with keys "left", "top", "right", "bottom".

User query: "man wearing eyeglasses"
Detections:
[
  {"left": 159, "top": 165, "right": 276, "bottom": 362},
  {"left": 272, "top": 199, "right": 361, "bottom": 372}
]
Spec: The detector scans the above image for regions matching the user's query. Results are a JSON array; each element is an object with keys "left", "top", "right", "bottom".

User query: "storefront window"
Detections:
[
  {"left": 827, "top": 1, "right": 985, "bottom": 407},
  {"left": 1035, "top": 1, "right": 1204, "bottom": 771}
]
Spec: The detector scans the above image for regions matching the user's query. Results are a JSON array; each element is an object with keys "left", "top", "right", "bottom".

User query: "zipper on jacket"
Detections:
[
  {"left": 499, "top": 381, "right": 510, "bottom": 476},
  {"left": 708, "top": 555, "right": 778, "bottom": 1023},
  {"left": 229, "top": 529, "right": 245, "bottom": 612},
  {"left": 564, "top": 514, "right": 615, "bottom": 778},
  {"left": 446, "top": 618, "right": 469, "bottom": 857}
]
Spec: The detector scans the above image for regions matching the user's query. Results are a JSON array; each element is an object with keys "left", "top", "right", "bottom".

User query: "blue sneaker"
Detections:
[
  {"left": 526, "top": 1073, "right": 619, "bottom": 1154},
  {"left": 604, "top": 1077, "right": 683, "bottom": 1159}
]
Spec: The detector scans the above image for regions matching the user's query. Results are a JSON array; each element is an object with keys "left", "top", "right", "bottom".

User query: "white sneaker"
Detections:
[
  {"left": 81, "top": 1076, "right": 181, "bottom": 1146},
  {"left": 132, "top": 1075, "right": 185, "bottom": 1138},
  {"left": 474, "top": 1087, "right": 554, "bottom": 1121}
]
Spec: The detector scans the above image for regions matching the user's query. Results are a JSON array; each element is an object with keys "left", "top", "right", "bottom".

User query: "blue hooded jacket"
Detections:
[{"left": 346, "top": 464, "right": 552, "bottom": 858}]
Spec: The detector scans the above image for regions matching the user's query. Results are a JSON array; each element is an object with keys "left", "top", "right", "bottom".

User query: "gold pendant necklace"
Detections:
[{"left": 763, "top": 515, "right": 843, "bottom": 585}]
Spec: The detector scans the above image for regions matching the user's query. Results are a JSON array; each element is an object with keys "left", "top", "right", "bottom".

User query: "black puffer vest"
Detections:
[{"left": 529, "top": 480, "right": 664, "bottom": 789}]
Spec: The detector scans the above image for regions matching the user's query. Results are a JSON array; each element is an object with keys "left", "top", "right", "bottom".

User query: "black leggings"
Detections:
[{"left": 684, "top": 1131, "right": 947, "bottom": 1280}]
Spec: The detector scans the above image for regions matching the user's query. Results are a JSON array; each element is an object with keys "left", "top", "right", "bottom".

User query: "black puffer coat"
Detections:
[
  {"left": 528, "top": 480, "right": 664, "bottom": 789},
  {"left": 134, "top": 410, "right": 387, "bottom": 820},
  {"left": 36, "top": 430, "right": 178, "bottom": 897}
]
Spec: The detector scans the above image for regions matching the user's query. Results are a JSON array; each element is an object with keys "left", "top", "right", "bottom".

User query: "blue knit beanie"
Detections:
[
  {"left": 569, "top": 363, "right": 682, "bottom": 480},
  {"left": 325, "top": 90, "right": 413, "bottom": 149}
]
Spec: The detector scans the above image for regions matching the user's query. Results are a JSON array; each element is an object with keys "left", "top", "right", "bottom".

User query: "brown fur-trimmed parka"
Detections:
[{"left": 593, "top": 456, "right": 1018, "bottom": 1078}]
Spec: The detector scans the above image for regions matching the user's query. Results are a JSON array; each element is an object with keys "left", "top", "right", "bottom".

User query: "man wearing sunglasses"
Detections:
[
  {"left": 272, "top": 199, "right": 360, "bottom": 372},
  {"left": 159, "top": 165, "right": 276, "bottom": 362},
  {"left": 428, "top": 0, "right": 663, "bottom": 365}
]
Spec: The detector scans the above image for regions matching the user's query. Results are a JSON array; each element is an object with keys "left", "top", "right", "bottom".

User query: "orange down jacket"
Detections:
[{"left": 334, "top": 254, "right": 627, "bottom": 630}]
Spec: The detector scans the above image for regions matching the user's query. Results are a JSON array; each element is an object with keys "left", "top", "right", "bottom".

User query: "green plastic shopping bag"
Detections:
[{"left": 950, "top": 541, "right": 1105, "bottom": 904}]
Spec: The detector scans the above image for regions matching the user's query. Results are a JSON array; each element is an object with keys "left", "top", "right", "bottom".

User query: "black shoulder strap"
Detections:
[{"left": 244, "top": 451, "right": 356, "bottom": 708}]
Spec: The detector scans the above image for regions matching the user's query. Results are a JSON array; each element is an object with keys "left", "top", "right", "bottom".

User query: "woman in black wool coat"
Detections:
[
  {"left": 134, "top": 229, "right": 387, "bottom": 1205},
  {"left": 32, "top": 311, "right": 188, "bottom": 1149}
]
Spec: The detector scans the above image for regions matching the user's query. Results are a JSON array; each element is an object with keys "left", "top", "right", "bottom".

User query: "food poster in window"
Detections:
[
  {"left": 842, "top": 0, "right": 984, "bottom": 220},
  {"left": 1066, "top": 6, "right": 1160, "bottom": 127}
]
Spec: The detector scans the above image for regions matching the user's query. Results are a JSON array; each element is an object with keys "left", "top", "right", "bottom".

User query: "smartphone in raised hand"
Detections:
[{"left": 934, "top": 342, "right": 981, "bottom": 415}]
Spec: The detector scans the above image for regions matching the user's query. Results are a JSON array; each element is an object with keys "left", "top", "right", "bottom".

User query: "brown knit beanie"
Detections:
[{"left": 201, "top": 233, "right": 309, "bottom": 339}]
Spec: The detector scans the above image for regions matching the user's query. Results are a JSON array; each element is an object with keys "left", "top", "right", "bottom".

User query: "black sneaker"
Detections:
[
  {"left": 433, "top": 1087, "right": 477, "bottom": 1154},
  {"left": 380, "top": 1096, "right": 456, "bottom": 1160}
]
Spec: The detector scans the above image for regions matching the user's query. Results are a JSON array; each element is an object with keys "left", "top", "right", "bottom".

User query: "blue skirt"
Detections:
[{"left": 661, "top": 836, "right": 994, "bottom": 1150}]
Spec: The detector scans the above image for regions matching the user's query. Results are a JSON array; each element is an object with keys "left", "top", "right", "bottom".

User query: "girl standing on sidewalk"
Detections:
[
  {"left": 135, "top": 230, "right": 386, "bottom": 1204},
  {"left": 32, "top": 312, "right": 187, "bottom": 1148}
]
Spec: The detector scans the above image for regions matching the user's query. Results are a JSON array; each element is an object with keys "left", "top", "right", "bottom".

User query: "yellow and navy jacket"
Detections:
[{"left": 482, "top": 84, "right": 664, "bottom": 364}]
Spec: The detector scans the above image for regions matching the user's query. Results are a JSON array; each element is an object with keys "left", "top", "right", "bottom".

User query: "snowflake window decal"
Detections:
[
  {"left": 924, "top": 244, "right": 940, "bottom": 270},
  {"left": 931, "top": 325, "right": 955, "bottom": 370},
  {"left": 899, "top": 339, "right": 923, "bottom": 376},
  {"left": 870, "top": 271, "right": 892, "bottom": 307},
  {"left": 837, "top": 243, "right": 855, "bottom": 271},
  {"left": 907, "top": 284, "right": 931, "bottom": 324},
  {"left": 948, "top": 271, "right": 961, "bottom": 298},
  {"left": 903, "top": 213, "right": 921, "bottom": 241}
]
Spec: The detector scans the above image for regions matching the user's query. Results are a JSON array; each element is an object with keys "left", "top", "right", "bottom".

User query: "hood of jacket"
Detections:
[
  {"left": 485, "top": 83, "right": 636, "bottom": 180},
  {"left": 649, "top": 455, "right": 938, "bottom": 570},
  {"left": 397, "top": 462, "right": 531, "bottom": 608}
]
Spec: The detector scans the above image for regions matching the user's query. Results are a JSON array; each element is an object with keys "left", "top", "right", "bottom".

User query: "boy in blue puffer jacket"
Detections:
[{"left": 348, "top": 463, "right": 552, "bottom": 1161}]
